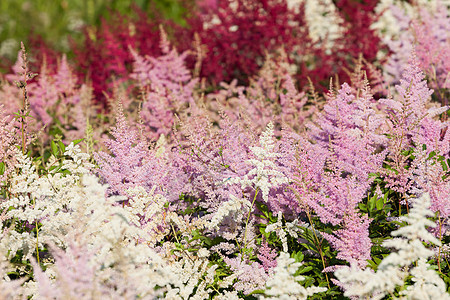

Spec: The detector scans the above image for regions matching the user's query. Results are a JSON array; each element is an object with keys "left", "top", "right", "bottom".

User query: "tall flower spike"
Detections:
[
  {"left": 301, "top": 80, "right": 386, "bottom": 267},
  {"left": 94, "top": 101, "right": 155, "bottom": 197},
  {"left": 334, "top": 193, "right": 449, "bottom": 300},
  {"left": 226, "top": 122, "right": 289, "bottom": 203},
  {"left": 129, "top": 28, "right": 198, "bottom": 139},
  {"left": 380, "top": 52, "right": 435, "bottom": 194}
]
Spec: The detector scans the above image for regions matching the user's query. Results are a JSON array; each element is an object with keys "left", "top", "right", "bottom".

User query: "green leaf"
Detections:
[
  {"left": 401, "top": 147, "right": 413, "bottom": 156},
  {"left": 297, "top": 266, "right": 313, "bottom": 274},
  {"left": 0, "top": 162, "right": 5, "bottom": 175},
  {"left": 292, "top": 251, "right": 304, "bottom": 262},
  {"left": 376, "top": 197, "right": 384, "bottom": 210},
  {"left": 50, "top": 164, "right": 62, "bottom": 173},
  {"left": 428, "top": 151, "right": 437, "bottom": 160},
  {"left": 368, "top": 195, "right": 377, "bottom": 212},
  {"left": 367, "top": 259, "right": 377, "bottom": 268},
  {"left": 72, "top": 138, "right": 84, "bottom": 146},
  {"left": 58, "top": 141, "right": 66, "bottom": 154},
  {"left": 441, "top": 160, "right": 448, "bottom": 171},
  {"left": 358, "top": 203, "right": 367, "bottom": 212},
  {"left": 50, "top": 140, "right": 58, "bottom": 156},
  {"left": 248, "top": 289, "right": 265, "bottom": 295}
]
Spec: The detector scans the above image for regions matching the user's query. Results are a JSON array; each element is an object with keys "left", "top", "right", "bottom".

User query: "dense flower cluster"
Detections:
[
  {"left": 0, "top": 1, "right": 449, "bottom": 299},
  {"left": 335, "top": 193, "right": 449, "bottom": 299}
]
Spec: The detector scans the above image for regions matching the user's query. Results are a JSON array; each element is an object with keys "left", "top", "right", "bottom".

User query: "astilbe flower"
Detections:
[
  {"left": 4, "top": 49, "right": 27, "bottom": 84},
  {"left": 232, "top": 122, "right": 299, "bottom": 234},
  {"left": 224, "top": 254, "right": 269, "bottom": 295},
  {"left": 303, "top": 0, "right": 343, "bottom": 51},
  {"left": 177, "top": 116, "right": 296, "bottom": 254},
  {"left": 265, "top": 212, "right": 289, "bottom": 252},
  {"left": 24, "top": 172, "right": 175, "bottom": 299},
  {"left": 257, "top": 239, "right": 278, "bottom": 274},
  {"left": 175, "top": 111, "right": 257, "bottom": 211},
  {"left": 412, "top": 4, "right": 450, "bottom": 92},
  {"left": 31, "top": 243, "right": 108, "bottom": 299},
  {"left": 94, "top": 100, "right": 192, "bottom": 204},
  {"left": 380, "top": 52, "right": 450, "bottom": 231},
  {"left": 207, "top": 194, "right": 252, "bottom": 231},
  {"left": 265, "top": 212, "right": 305, "bottom": 254},
  {"left": 165, "top": 258, "right": 211, "bottom": 299},
  {"left": 0, "top": 149, "right": 48, "bottom": 260},
  {"left": 400, "top": 257, "right": 449, "bottom": 299},
  {"left": 210, "top": 51, "right": 314, "bottom": 136},
  {"left": 0, "top": 216, "right": 26, "bottom": 299},
  {"left": 259, "top": 252, "right": 327, "bottom": 299},
  {"left": 0, "top": 105, "right": 18, "bottom": 186},
  {"left": 0, "top": 143, "right": 94, "bottom": 262},
  {"left": 0, "top": 142, "right": 177, "bottom": 298},
  {"left": 2, "top": 52, "right": 91, "bottom": 145},
  {"left": 321, "top": 212, "right": 372, "bottom": 268},
  {"left": 165, "top": 250, "right": 222, "bottom": 299},
  {"left": 348, "top": 55, "right": 389, "bottom": 97},
  {"left": 226, "top": 122, "right": 289, "bottom": 203},
  {"left": 173, "top": 112, "right": 264, "bottom": 246},
  {"left": 306, "top": 162, "right": 373, "bottom": 267},
  {"left": 333, "top": 0, "right": 383, "bottom": 65},
  {"left": 125, "top": 186, "right": 170, "bottom": 247},
  {"left": 380, "top": 53, "right": 435, "bottom": 194},
  {"left": 291, "top": 79, "right": 387, "bottom": 267},
  {"left": 409, "top": 114, "right": 450, "bottom": 220},
  {"left": 178, "top": 0, "right": 312, "bottom": 86},
  {"left": 129, "top": 26, "right": 198, "bottom": 140},
  {"left": 334, "top": 193, "right": 449, "bottom": 300},
  {"left": 278, "top": 74, "right": 315, "bottom": 132},
  {"left": 94, "top": 103, "right": 149, "bottom": 195},
  {"left": 163, "top": 244, "right": 246, "bottom": 299},
  {"left": 70, "top": 5, "right": 164, "bottom": 107},
  {"left": 382, "top": 2, "right": 450, "bottom": 94},
  {"left": 309, "top": 81, "right": 387, "bottom": 184},
  {"left": 0, "top": 75, "right": 21, "bottom": 121},
  {"left": 94, "top": 102, "right": 165, "bottom": 197},
  {"left": 0, "top": 49, "right": 38, "bottom": 149}
]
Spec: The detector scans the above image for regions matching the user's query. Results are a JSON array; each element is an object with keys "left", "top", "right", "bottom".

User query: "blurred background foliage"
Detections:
[{"left": 0, "top": 0, "right": 187, "bottom": 67}]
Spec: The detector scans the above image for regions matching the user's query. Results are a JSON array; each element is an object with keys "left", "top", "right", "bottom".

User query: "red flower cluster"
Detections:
[{"left": 18, "top": 0, "right": 386, "bottom": 108}]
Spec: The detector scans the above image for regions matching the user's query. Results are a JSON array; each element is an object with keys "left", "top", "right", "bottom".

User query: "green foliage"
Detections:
[{"left": 0, "top": 0, "right": 188, "bottom": 66}]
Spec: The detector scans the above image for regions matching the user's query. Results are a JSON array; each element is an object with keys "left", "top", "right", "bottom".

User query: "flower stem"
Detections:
[{"left": 243, "top": 188, "right": 259, "bottom": 250}]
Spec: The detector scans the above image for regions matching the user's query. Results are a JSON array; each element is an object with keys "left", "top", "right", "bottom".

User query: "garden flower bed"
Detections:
[{"left": 0, "top": 0, "right": 449, "bottom": 299}]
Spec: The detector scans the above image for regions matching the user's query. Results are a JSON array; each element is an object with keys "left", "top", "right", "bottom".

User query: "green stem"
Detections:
[
  {"left": 170, "top": 222, "right": 193, "bottom": 263},
  {"left": 437, "top": 212, "right": 442, "bottom": 273},
  {"left": 32, "top": 197, "right": 40, "bottom": 266},
  {"left": 242, "top": 189, "right": 259, "bottom": 251},
  {"left": 304, "top": 208, "right": 330, "bottom": 289}
]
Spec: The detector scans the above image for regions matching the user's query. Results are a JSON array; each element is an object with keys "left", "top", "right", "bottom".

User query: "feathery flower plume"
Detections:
[{"left": 334, "top": 193, "right": 449, "bottom": 299}]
